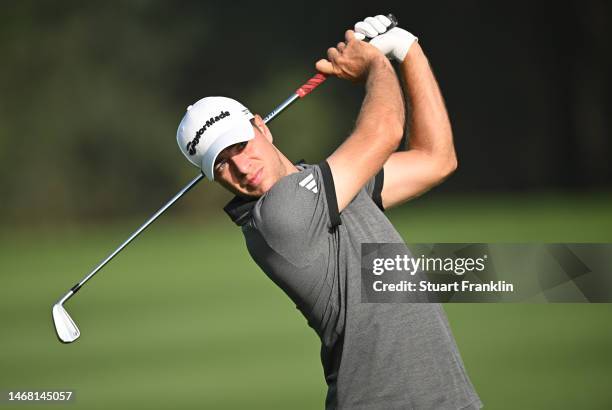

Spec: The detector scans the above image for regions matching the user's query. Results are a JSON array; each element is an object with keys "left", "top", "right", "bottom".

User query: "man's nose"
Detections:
[{"left": 230, "top": 152, "right": 251, "bottom": 175}]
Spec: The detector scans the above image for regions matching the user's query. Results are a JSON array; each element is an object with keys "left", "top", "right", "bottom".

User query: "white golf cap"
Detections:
[{"left": 176, "top": 96, "right": 255, "bottom": 180}]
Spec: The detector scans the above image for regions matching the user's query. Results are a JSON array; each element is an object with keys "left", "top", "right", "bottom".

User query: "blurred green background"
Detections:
[
  {"left": 2, "top": 196, "right": 612, "bottom": 409},
  {"left": 1, "top": 1, "right": 611, "bottom": 409}
]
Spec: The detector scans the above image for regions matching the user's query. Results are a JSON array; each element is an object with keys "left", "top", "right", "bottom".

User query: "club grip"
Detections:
[
  {"left": 385, "top": 14, "right": 399, "bottom": 31},
  {"left": 295, "top": 13, "right": 399, "bottom": 99},
  {"left": 296, "top": 73, "right": 327, "bottom": 98}
]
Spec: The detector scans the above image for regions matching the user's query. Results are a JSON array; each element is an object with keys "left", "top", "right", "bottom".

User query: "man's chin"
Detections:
[
  {"left": 248, "top": 185, "right": 272, "bottom": 198},
  {"left": 236, "top": 184, "right": 269, "bottom": 199},
  {"left": 237, "top": 191, "right": 261, "bottom": 199},
  {"left": 222, "top": 177, "right": 275, "bottom": 199}
]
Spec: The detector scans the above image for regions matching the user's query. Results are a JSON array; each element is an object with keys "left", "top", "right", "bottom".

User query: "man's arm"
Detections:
[
  {"left": 316, "top": 31, "right": 405, "bottom": 212},
  {"left": 381, "top": 42, "right": 457, "bottom": 209}
]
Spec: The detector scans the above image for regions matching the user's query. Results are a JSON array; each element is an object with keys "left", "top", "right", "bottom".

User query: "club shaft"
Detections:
[
  {"left": 61, "top": 82, "right": 322, "bottom": 302},
  {"left": 263, "top": 94, "right": 299, "bottom": 124},
  {"left": 66, "top": 173, "right": 204, "bottom": 298}
]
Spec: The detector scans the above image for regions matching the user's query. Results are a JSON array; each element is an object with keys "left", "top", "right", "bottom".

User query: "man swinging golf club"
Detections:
[{"left": 176, "top": 15, "right": 482, "bottom": 410}]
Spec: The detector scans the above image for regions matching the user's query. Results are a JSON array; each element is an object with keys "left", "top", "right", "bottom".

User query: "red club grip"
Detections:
[{"left": 296, "top": 73, "right": 327, "bottom": 98}]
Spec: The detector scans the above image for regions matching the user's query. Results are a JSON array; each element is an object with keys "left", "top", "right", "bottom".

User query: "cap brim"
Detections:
[{"left": 202, "top": 120, "right": 255, "bottom": 180}]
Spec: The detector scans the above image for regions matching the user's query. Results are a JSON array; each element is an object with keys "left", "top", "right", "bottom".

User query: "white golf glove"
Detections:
[{"left": 354, "top": 15, "right": 418, "bottom": 62}]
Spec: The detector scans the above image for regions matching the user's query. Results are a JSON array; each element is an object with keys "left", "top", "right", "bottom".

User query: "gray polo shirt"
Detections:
[{"left": 224, "top": 162, "right": 482, "bottom": 410}]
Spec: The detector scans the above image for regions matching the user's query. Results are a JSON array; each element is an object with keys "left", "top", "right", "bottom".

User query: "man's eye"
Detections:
[
  {"left": 214, "top": 141, "right": 247, "bottom": 173},
  {"left": 215, "top": 159, "right": 227, "bottom": 172}
]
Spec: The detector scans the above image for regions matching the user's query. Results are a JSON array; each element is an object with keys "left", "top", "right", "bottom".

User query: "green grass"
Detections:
[{"left": 1, "top": 193, "right": 611, "bottom": 409}]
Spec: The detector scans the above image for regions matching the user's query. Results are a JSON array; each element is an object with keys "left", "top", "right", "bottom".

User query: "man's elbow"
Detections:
[
  {"left": 435, "top": 152, "right": 458, "bottom": 183},
  {"left": 444, "top": 153, "right": 458, "bottom": 177},
  {"left": 369, "top": 119, "right": 404, "bottom": 151}
]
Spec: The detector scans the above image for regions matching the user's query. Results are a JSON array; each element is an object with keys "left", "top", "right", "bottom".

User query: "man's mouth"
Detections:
[{"left": 246, "top": 168, "right": 263, "bottom": 189}]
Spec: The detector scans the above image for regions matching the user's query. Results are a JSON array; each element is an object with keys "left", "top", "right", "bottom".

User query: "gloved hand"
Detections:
[{"left": 354, "top": 15, "right": 418, "bottom": 63}]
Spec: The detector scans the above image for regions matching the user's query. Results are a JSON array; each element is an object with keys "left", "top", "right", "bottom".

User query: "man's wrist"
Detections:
[
  {"left": 399, "top": 41, "right": 422, "bottom": 68},
  {"left": 365, "top": 55, "right": 399, "bottom": 97},
  {"left": 389, "top": 28, "right": 418, "bottom": 62},
  {"left": 367, "top": 55, "right": 393, "bottom": 76}
]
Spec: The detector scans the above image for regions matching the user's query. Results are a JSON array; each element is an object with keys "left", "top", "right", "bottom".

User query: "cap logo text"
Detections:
[{"left": 186, "top": 110, "right": 230, "bottom": 155}]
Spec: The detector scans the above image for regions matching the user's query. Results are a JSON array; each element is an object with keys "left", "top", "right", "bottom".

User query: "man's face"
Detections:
[{"left": 213, "top": 116, "right": 287, "bottom": 198}]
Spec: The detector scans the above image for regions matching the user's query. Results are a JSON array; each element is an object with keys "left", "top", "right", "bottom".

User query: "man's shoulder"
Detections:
[
  {"left": 256, "top": 163, "right": 323, "bottom": 220},
  {"left": 265, "top": 163, "right": 321, "bottom": 198}
]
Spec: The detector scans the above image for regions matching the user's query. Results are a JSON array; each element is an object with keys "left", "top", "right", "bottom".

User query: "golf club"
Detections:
[
  {"left": 51, "top": 72, "right": 331, "bottom": 343},
  {"left": 52, "top": 14, "right": 398, "bottom": 343}
]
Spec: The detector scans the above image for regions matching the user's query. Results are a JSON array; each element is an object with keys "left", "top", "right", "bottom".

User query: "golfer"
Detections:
[{"left": 177, "top": 15, "right": 482, "bottom": 410}]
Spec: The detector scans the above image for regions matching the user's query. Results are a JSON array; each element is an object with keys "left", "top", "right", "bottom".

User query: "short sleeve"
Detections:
[
  {"left": 250, "top": 164, "right": 336, "bottom": 266},
  {"left": 363, "top": 168, "right": 385, "bottom": 212}
]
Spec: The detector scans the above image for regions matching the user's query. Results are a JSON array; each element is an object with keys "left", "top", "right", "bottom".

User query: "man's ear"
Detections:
[{"left": 253, "top": 114, "right": 273, "bottom": 142}]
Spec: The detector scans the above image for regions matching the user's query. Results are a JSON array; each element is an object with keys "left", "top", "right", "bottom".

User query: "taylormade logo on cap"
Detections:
[
  {"left": 176, "top": 96, "right": 255, "bottom": 181},
  {"left": 186, "top": 110, "right": 231, "bottom": 155}
]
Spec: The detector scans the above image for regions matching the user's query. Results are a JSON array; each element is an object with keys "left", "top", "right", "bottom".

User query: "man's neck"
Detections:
[{"left": 276, "top": 147, "right": 300, "bottom": 178}]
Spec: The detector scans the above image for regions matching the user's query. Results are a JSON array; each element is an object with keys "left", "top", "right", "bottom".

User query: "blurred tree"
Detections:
[
  {"left": 0, "top": 1, "right": 610, "bottom": 226},
  {"left": 0, "top": 2, "right": 212, "bottom": 221}
]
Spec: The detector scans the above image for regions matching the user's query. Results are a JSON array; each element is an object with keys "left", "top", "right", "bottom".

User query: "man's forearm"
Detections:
[
  {"left": 401, "top": 43, "right": 456, "bottom": 169},
  {"left": 355, "top": 56, "right": 405, "bottom": 143},
  {"left": 326, "top": 52, "right": 405, "bottom": 212}
]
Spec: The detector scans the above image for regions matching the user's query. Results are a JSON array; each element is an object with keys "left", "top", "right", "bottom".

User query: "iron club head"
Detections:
[{"left": 52, "top": 303, "right": 80, "bottom": 343}]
